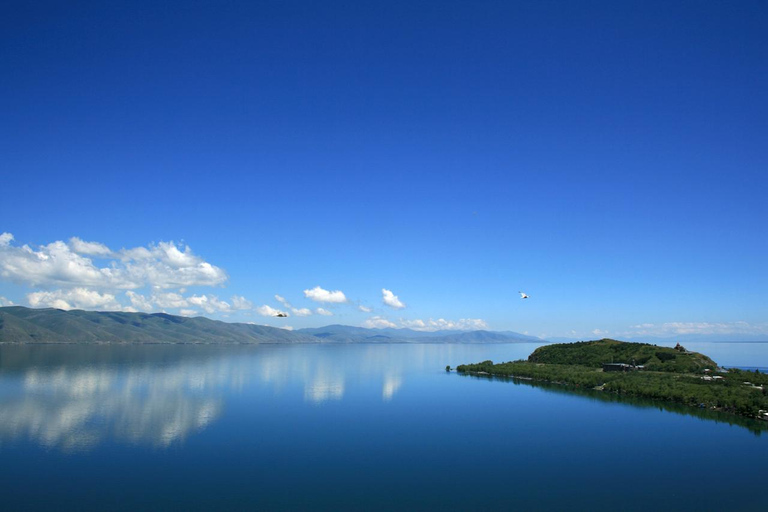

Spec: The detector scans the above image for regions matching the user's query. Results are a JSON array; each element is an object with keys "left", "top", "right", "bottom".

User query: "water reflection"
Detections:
[
  {"left": 0, "top": 355, "right": 234, "bottom": 450},
  {"left": 2, "top": 342, "right": 764, "bottom": 452},
  {"left": 304, "top": 368, "right": 345, "bottom": 403},
  {"left": 460, "top": 372, "right": 768, "bottom": 436},
  {"left": 382, "top": 373, "right": 402, "bottom": 401},
  {"left": 3, "top": 343, "right": 499, "bottom": 450}
]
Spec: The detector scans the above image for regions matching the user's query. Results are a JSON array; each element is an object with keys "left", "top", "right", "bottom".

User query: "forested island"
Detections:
[{"left": 456, "top": 339, "right": 768, "bottom": 420}]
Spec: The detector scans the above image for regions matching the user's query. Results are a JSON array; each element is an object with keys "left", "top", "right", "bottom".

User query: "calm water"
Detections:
[{"left": 1, "top": 342, "right": 767, "bottom": 511}]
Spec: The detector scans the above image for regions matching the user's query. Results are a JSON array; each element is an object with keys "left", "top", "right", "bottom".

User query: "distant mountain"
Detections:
[
  {"left": 0, "top": 307, "right": 545, "bottom": 345},
  {"left": 295, "top": 324, "right": 541, "bottom": 344},
  {"left": 0, "top": 306, "right": 317, "bottom": 344}
]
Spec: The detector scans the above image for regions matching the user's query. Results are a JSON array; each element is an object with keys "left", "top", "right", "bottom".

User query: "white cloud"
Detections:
[
  {"left": 400, "top": 319, "right": 426, "bottom": 329},
  {"left": 303, "top": 286, "right": 347, "bottom": 303},
  {"left": 273, "top": 295, "right": 312, "bottom": 316},
  {"left": 231, "top": 295, "right": 253, "bottom": 310},
  {"left": 399, "top": 318, "right": 489, "bottom": 332},
  {"left": 69, "top": 237, "right": 113, "bottom": 257},
  {"left": 358, "top": 305, "right": 372, "bottom": 313},
  {"left": 316, "top": 308, "right": 333, "bottom": 316},
  {"left": 179, "top": 309, "right": 198, "bottom": 317},
  {"left": 27, "top": 288, "right": 124, "bottom": 311},
  {"left": 280, "top": 325, "right": 294, "bottom": 331},
  {"left": 627, "top": 321, "right": 768, "bottom": 337},
  {"left": 152, "top": 292, "right": 189, "bottom": 309},
  {"left": 0, "top": 233, "right": 227, "bottom": 290},
  {"left": 256, "top": 305, "right": 288, "bottom": 317},
  {"left": 125, "top": 291, "right": 154, "bottom": 312},
  {"left": 187, "top": 295, "right": 231, "bottom": 314},
  {"left": 118, "top": 242, "right": 228, "bottom": 289},
  {"left": 382, "top": 289, "right": 405, "bottom": 309},
  {"left": 363, "top": 316, "right": 397, "bottom": 328},
  {"left": 0, "top": 234, "right": 268, "bottom": 319},
  {"left": 592, "top": 329, "right": 608, "bottom": 336},
  {"left": 0, "top": 296, "right": 15, "bottom": 306}
]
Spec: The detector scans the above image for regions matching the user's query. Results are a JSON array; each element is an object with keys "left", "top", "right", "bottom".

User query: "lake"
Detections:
[{"left": 1, "top": 342, "right": 766, "bottom": 511}]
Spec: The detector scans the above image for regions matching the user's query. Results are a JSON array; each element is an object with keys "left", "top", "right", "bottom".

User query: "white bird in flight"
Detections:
[{"left": 519, "top": 291, "right": 529, "bottom": 299}]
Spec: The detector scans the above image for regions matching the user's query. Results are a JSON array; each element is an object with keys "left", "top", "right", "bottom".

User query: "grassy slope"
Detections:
[
  {"left": 0, "top": 306, "right": 317, "bottom": 344},
  {"left": 527, "top": 338, "right": 717, "bottom": 372}
]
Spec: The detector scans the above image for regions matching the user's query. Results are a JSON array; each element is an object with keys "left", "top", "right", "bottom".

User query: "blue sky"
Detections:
[{"left": 1, "top": 1, "right": 767, "bottom": 339}]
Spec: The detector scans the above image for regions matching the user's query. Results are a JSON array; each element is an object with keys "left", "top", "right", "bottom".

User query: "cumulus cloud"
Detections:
[
  {"left": 363, "top": 316, "right": 397, "bottom": 328},
  {"left": 399, "top": 318, "right": 489, "bottom": 332},
  {"left": 187, "top": 295, "right": 231, "bottom": 314},
  {"left": 0, "top": 296, "right": 14, "bottom": 306},
  {"left": 231, "top": 295, "right": 253, "bottom": 310},
  {"left": 0, "top": 232, "right": 227, "bottom": 290},
  {"left": 400, "top": 319, "right": 426, "bottom": 329},
  {"left": 358, "top": 305, "right": 372, "bottom": 313},
  {"left": 303, "top": 286, "right": 347, "bottom": 303},
  {"left": 179, "top": 309, "right": 198, "bottom": 317},
  {"left": 0, "top": 234, "right": 269, "bottom": 320},
  {"left": 126, "top": 291, "right": 154, "bottom": 312},
  {"left": 27, "top": 288, "right": 124, "bottom": 311},
  {"left": 69, "top": 237, "right": 113, "bottom": 257},
  {"left": 592, "top": 328, "right": 608, "bottom": 336},
  {"left": 256, "top": 305, "right": 288, "bottom": 317},
  {"left": 382, "top": 289, "right": 405, "bottom": 309},
  {"left": 152, "top": 292, "right": 189, "bottom": 309},
  {"left": 316, "top": 308, "right": 333, "bottom": 316}
]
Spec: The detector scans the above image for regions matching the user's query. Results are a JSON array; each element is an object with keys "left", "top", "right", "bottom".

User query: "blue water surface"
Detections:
[{"left": 1, "top": 343, "right": 766, "bottom": 511}]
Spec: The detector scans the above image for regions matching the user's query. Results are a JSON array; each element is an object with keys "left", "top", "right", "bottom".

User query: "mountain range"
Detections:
[{"left": 0, "top": 306, "right": 542, "bottom": 344}]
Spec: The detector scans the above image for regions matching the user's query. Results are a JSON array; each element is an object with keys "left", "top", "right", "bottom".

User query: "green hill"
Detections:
[
  {"left": 0, "top": 306, "right": 318, "bottom": 344},
  {"left": 527, "top": 338, "right": 717, "bottom": 373}
]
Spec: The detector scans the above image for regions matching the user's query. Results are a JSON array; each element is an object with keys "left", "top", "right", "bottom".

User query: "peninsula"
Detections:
[{"left": 456, "top": 339, "right": 768, "bottom": 420}]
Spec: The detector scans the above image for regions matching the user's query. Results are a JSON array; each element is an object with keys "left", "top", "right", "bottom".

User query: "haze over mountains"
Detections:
[
  {"left": 0, "top": 307, "right": 541, "bottom": 344},
  {"left": 547, "top": 333, "right": 768, "bottom": 344}
]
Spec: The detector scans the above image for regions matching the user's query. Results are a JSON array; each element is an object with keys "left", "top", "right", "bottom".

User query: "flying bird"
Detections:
[
  {"left": 274, "top": 312, "right": 288, "bottom": 317},
  {"left": 518, "top": 291, "right": 529, "bottom": 299}
]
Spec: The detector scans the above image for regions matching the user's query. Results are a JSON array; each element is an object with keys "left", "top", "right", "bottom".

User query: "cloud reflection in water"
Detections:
[
  {"left": 0, "top": 343, "right": 455, "bottom": 450},
  {"left": 2, "top": 360, "right": 228, "bottom": 451}
]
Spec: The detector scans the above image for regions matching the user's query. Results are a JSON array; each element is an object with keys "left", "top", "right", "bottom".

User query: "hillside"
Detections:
[
  {"left": 0, "top": 307, "right": 542, "bottom": 344},
  {"left": 527, "top": 338, "right": 717, "bottom": 373},
  {"left": 0, "top": 306, "right": 318, "bottom": 344}
]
